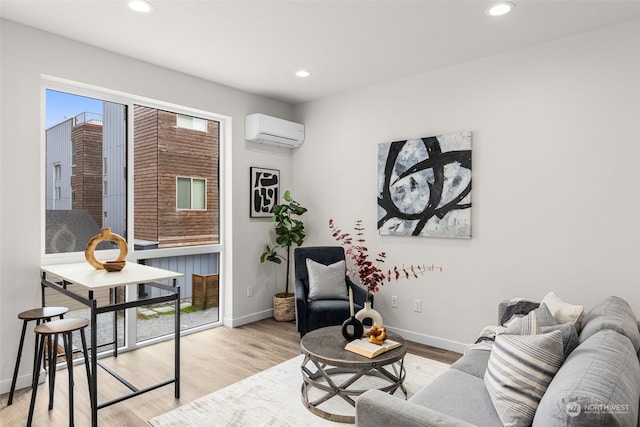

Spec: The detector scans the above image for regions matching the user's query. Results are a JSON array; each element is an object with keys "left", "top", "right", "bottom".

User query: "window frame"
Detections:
[
  {"left": 176, "top": 176, "right": 207, "bottom": 211},
  {"left": 176, "top": 113, "right": 208, "bottom": 132},
  {"left": 54, "top": 163, "right": 61, "bottom": 180},
  {"left": 70, "top": 140, "right": 76, "bottom": 176},
  {"left": 41, "top": 76, "right": 227, "bottom": 265}
]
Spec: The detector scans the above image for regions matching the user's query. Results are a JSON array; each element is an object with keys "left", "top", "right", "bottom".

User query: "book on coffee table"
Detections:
[{"left": 344, "top": 338, "right": 402, "bottom": 358}]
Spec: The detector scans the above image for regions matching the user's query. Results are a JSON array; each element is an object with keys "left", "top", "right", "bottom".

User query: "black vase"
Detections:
[{"left": 341, "top": 316, "right": 364, "bottom": 341}]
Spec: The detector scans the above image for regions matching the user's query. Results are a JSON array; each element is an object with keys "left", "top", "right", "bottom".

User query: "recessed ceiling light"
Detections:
[
  {"left": 295, "top": 70, "right": 311, "bottom": 78},
  {"left": 127, "top": 0, "right": 154, "bottom": 13},
  {"left": 487, "top": 2, "right": 515, "bottom": 16}
]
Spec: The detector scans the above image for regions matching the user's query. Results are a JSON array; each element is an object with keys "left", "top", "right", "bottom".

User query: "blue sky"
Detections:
[{"left": 46, "top": 89, "right": 103, "bottom": 128}]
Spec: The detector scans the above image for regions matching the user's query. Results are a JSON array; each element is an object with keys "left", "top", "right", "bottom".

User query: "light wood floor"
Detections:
[{"left": 0, "top": 318, "right": 461, "bottom": 426}]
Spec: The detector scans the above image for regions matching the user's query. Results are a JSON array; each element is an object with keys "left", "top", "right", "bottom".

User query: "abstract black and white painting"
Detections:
[
  {"left": 378, "top": 132, "right": 472, "bottom": 238},
  {"left": 250, "top": 167, "right": 279, "bottom": 218}
]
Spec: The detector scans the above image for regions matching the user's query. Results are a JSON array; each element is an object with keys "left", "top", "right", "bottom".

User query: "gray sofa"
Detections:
[{"left": 356, "top": 296, "right": 640, "bottom": 427}]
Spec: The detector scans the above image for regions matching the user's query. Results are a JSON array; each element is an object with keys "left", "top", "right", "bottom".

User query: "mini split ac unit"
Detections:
[{"left": 245, "top": 113, "right": 304, "bottom": 148}]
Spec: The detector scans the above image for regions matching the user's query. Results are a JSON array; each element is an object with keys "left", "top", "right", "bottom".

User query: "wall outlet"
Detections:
[
  {"left": 391, "top": 295, "right": 398, "bottom": 308},
  {"left": 247, "top": 285, "right": 255, "bottom": 297},
  {"left": 414, "top": 299, "right": 422, "bottom": 313}
]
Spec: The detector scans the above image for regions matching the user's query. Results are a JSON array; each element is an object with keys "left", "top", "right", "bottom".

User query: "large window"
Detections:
[
  {"left": 45, "top": 91, "right": 220, "bottom": 253},
  {"left": 44, "top": 85, "right": 223, "bottom": 349}
]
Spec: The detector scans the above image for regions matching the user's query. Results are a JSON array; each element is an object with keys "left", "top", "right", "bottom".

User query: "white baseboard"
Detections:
[
  {"left": 225, "top": 310, "right": 466, "bottom": 354},
  {"left": 0, "top": 369, "right": 45, "bottom": 395},
  {"left": 225, "top": 309, "right": 273, "bottom": 328},
  {"left": 384, "top": 325, "right": 468, "bottom": 354}
]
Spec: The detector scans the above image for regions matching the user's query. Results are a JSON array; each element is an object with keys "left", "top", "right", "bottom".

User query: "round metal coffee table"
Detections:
[{"left": 299, "top": 325, "right": 407, "bottom": 423}]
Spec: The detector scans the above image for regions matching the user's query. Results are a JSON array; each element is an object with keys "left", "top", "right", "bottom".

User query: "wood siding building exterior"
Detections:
[
  {"left": 134, "top": 106, "right": 219, "bottom": 248},
  {"left": 71, "top": 120, "right": 103, "bottom": 228}
]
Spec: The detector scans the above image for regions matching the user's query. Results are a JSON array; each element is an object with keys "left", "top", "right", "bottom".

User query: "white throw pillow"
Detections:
[
  {"left": 541, "top": 292, "right": 584, "bottom": 326},
  {"left": 306, "top": 259, "right": 348, "bottom": 301}
]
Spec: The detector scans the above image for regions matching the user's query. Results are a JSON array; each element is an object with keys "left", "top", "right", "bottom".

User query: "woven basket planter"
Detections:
[{"left": 273, "top": 294, "right": 296, "bottom": 322}]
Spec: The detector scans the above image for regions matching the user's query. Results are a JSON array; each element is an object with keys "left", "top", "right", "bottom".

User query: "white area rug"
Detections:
[{"left": 149, "top": 353, "right": 450, "bottom": 426}]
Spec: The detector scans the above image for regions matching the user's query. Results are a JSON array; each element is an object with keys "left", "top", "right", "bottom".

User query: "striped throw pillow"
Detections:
[
  {"left": 501, "top": 307, "right": 541, "bottom": 335},
  {"left": 485, "top": 330, "right": 565, "bottom": 426}
]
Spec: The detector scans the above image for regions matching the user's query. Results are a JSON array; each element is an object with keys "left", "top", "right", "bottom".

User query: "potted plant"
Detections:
[{"left": 260, "top": 190, "right": 307, "bottom": 321}]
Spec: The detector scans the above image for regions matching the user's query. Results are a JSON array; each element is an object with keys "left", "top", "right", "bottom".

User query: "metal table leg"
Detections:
[
  {"left": 90, "top": 297, "right": 98, "bottom": 427},
  {"left": 174, "top": 279, "right": 180, "bottom": 398}
]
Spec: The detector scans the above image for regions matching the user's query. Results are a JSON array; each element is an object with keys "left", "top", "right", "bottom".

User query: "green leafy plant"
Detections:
[{"left": 260, "top": 190, "right": 307, "bottom": 297}]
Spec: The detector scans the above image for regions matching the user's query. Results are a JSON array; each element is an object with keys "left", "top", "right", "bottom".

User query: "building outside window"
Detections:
[
  {"left": 133, "top": 106, "right": 219, "bottom": 249},
  {"left": 44, "top": 88, "right": 222, "bottom": 349}
]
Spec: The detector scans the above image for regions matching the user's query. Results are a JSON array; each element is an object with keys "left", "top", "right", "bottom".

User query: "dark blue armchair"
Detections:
[{"left": 294, "top": 246, "right": 371, "bottom": 337}]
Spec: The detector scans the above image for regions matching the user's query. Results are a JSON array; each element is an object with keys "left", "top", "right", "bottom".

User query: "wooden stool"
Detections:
[
  {"left": 7, "top": 306, "right": 68, "bottom": 405},
  {"left": 27, "top": 318, "right": 92, "bottom": 427}
]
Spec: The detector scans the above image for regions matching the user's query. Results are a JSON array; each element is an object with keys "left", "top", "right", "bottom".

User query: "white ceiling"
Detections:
[{"left": 2, "top": 0, "right": 640, "bottom": 105}]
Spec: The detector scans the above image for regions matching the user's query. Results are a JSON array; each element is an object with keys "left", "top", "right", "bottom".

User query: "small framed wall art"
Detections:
[{"left": 250, "top": 167, "right": 280, "bottom": 218}]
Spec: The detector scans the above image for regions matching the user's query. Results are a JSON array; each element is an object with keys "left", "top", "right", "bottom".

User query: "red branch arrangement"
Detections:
[{"left": 329, "top": 219, "right": 439, "bottom": 295}]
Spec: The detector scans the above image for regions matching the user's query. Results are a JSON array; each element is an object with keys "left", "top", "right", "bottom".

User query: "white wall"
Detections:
[
  {"left": 293, "top": 20, "right": 640, "bottom": 351},
  {"left": 0, "top": 19, "right": 292, "bottom": 392},
  {"left": 2, "top": 16, "right": 639, "bottom": 392}
]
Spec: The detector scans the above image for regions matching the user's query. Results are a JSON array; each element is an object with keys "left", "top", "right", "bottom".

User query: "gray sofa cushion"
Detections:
[
  {"left": 410, "top": 368, "right": 503, "bottom": 427},
  {"left": 533, "top": 329, "right": 640, "bottom": 427},
  {"left": 579, "top": 295, "right": 640, "bottom": 353},
  {"left": 450, "top": 349, "right": 491, "bottom": 379},
  {"left": 356, "top": 389, "right": 475, "bottom": 427}
]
